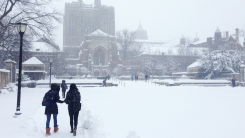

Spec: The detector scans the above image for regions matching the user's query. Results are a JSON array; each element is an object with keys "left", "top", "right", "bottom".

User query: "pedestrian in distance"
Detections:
[
  {"left": 64, "top": 84, "right": 81, "bottom": 136},
  {"left": 103, "top": 79, "right": 107, "bottom": 87},
  {"left": 145, "top": 74, "right": 148, "bottom": 82},
  {"left": 131, "top": 75, "right": 134, "bottom": 81},
  {"left": 107, "top": 74, "right": 110, "bottom": 80},
  {"left": 61, "top": 80, "right": 68, "bottom": 98},
  {"left": 42, "top": 83, "right": 64, "bottom": 137},
  {"left": 231, "top": 77, "right": 236, "bottom": 87}
]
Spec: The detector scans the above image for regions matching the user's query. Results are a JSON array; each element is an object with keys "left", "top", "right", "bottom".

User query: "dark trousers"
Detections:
[
  {"left": 62, "top": 90, "right": 66, "bottom": 98},
  {"left": 69, "top": 111, "right": 79, "bottom": 130}
]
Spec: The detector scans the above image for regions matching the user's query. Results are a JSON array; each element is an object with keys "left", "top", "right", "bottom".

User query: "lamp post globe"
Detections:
[
  {"left": 15, "top": 22, "right": 27, "bottom": 116},
  {"left": 49, "top": 58, "right": 53, "bottom": 87}
]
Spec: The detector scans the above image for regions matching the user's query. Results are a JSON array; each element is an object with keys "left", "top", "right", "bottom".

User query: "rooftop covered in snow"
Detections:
[
  {"left": 188, "top": 61, "right": 202, "bottom": 68},
  {"left": 89, "top": 29, "right": 114, "bottom": 37},
  {"left": 22, "top": 57, "right": 44, "bottom": 65}
]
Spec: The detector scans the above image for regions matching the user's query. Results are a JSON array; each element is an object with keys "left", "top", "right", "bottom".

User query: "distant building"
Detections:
[
  {"left": 134, "top": 23, "right": 148, "bottom": 40},
  {"left": 63, "top": 0, "right": 115, "bottom": 47},
  {"left": 64, "top": 30, "right": 120, "bottom": 76},
  {"left": 180, "top": 35, "right": 186, "bottom": 46},
  {"left": 22, "top": 57, "right": 46, "bottom": 80},
  {"left": 189, "top": 27, "right": 245, "bottom": 50}
]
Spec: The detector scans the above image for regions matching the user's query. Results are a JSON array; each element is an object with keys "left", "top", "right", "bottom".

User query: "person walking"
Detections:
[
  {"left": 131, "top": 75, "right": 134, "bottom": 81},
  {"left": 61, "top": 80, "right": 68, "bottom": 98},
  {"left": 64, "top": 84, "right": 81, "bottom": 136},
  {"left": 231, "top": 77, "right": 236, "bottom": 87},
  {"left": 102, "top": 79, "right": 107, "bottom": 87},
  {"left": 43, "top": 83, "right": 64, "bottom": 136},
  {"left": 145, "top": 74, "right": 148, "bottom": 82}
]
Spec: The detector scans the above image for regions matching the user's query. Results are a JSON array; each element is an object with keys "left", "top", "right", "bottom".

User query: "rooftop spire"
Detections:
[{"left": 215, "top": 26, "right": 221, "bottom": 33}]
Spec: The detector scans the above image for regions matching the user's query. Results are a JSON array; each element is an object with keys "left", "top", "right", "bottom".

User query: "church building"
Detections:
[{"left": 63, "top": 0, "right": 118, "bottom": 76}]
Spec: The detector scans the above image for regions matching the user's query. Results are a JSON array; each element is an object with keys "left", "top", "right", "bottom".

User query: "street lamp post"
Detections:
[
  {"left": 15, "top": 22, "right": 27, "bottom": 116},
  {"left": 49, "top": 58, "right": 53, "bottom": 87}
]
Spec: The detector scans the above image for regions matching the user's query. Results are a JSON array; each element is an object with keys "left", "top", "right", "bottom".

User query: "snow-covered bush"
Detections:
[
  {"left": 0, "top": 83, "right": 17, "bottom": 94},
  {"left": 198, "top": 50, "right": 242, "bottom": 79}
]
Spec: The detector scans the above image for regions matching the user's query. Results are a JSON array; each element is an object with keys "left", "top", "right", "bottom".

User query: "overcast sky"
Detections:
[{"left": 53, "top": 0, "right": 245, "bottom": 47}]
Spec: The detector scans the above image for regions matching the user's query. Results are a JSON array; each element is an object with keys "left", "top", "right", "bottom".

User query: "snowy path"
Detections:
[{"left": 1, "top": 80, "right": 245, "bottom": 138}]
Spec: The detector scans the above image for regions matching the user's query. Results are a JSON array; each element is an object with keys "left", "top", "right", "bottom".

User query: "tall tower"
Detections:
[
  {"left": 94, "top": 0, "right": 101, "bottom": 7},
  {"left": 214, "top": 27, "right": 221, "bottom": 43}
]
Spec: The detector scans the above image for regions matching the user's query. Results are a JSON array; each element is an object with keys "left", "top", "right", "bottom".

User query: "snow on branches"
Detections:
[{"left": 198, "top": 50, "right": 242, "bottom": 79}]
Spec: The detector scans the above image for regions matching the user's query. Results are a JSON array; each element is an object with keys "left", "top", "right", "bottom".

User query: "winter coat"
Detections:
[
  {"left": 44, "top": 90, "right": 63, "bottom": 115},
  {"left": 64, "top": 89, "right": 81, "bottom": 113},
  {"left": 231, "top": 79, "right": 236, "bottom": 87},
  {"left": 61, "top": 82, "right": 67, "bottom": 91}
]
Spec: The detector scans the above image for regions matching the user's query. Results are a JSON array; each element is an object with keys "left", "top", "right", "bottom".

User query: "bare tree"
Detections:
[
  {"left": 144, "top": 55, "right": 158, "bottom": 77},
  {"left": 128, "top": 42, "right": 143, "bottom": 58},
  {"left": 167, "top": 49, "right": 174, "bottom": 55},
  {"left": 177, "top": 46, "right": 193, "bottom": 55},
  {"left": 0, "top": 0, "right": 61, "bottom": 55},
  {"left": 116, "top": 29, "right": 136, "bottom": 60}
]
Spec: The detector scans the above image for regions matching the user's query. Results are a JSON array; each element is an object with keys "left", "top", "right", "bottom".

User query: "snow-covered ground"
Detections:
[{"left": 1, "top": 79, "right": 245, "bottom": 138}]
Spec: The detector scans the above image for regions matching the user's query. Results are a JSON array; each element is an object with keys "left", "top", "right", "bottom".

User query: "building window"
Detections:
[{"left": 94, "top": 49, "right": 105, "bottom": 65}]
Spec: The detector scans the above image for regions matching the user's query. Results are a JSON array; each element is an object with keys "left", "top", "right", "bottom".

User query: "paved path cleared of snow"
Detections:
[{"left": 1, "top": 79, "right": 245, "bottom": 138}]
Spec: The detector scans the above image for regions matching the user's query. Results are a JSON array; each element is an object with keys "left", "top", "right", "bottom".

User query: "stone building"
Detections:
[
  {"left": 64, "top": 30, "right": 120, "bottom": 76},
  {"left": 63, "top": 0, "right": 115, "bottom": 47},
  {"left": 134, "top": 23, "right": 148, "bottom": 40},
  {"left": 189, "top": 27, "right": 245, "bottom": 50}
]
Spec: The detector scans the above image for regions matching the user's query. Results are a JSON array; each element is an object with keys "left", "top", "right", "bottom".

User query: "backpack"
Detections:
[
  {"left": 42, "top": 91, "right": 54, "bottom": 106},
  {"left": 66, "top": 90, "right": 81, "bottom": 111}
]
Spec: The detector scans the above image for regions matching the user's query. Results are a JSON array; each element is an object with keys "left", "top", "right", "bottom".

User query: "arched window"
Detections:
[{"left": 94, "top": 49, "right": 105, "bottom": 65}]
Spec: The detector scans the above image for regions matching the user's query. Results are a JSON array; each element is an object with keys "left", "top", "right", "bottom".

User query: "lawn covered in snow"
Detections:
[{"left": 0, "top": 80, "right": 245, "bottom": 138}]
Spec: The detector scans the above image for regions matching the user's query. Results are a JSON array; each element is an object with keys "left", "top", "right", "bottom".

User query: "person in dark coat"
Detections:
[
  {"left": 45, "top": 83, "right": 64, "bottom": 136},
  {"left": 107, "top": 74, "right": 110, "bottom": 80},
  {"left": 61, "top": 80, "right": 68, "bottom": 98},
  {"left": 231, "top": 77, "right": 236, "bottom": 87},
  {"left": 145, "top": 74, "right": 148, "bottom": 82},
  {"left": 103, "top": 79, "right": 107, "bottom": 87},
  {"left": 64, "top": 84, "right": 81, "bottom": 136}
]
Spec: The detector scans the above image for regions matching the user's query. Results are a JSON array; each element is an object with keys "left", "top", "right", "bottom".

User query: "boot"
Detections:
[
  {"left": 73, "top": 128, "right": 76, "bottom": 136},
  {"left": 54, "top": 125, "right": 59, "bottom": 133},
  {"left": 46, "top": 128, "right": 51, "bottom": 137}
]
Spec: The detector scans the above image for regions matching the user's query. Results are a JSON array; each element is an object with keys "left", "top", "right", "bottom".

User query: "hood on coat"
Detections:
[
  {"left": 70, "top": 83, "right": 78, "bottom": 91},
  {"left": 51, "top": 83, "right": 60, "bottom": 92}
]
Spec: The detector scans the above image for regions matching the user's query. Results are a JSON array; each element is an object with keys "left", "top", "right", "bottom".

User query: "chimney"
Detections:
[
  {"left": 226, "top": 31, "right": 229, "bottom": 40},
  {"left": 236, "top": 28, "right": 239, "bottom": 42}
]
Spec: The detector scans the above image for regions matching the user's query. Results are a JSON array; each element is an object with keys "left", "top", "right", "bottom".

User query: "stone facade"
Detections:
[
  {"left": 63, "top": 0, "right": 115, "bottom": 47},
  {"left": 64, "top": 30, "right": 120, "bottom": 76},
  {"left": 0, "top": 69, "right": 10, "bottom": 90},
  {"left": 4, "top": 59, "right": 16, "bottom": 83},
  {"left": 189, "top": 28, "right": 245, "bottom": 50}
]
